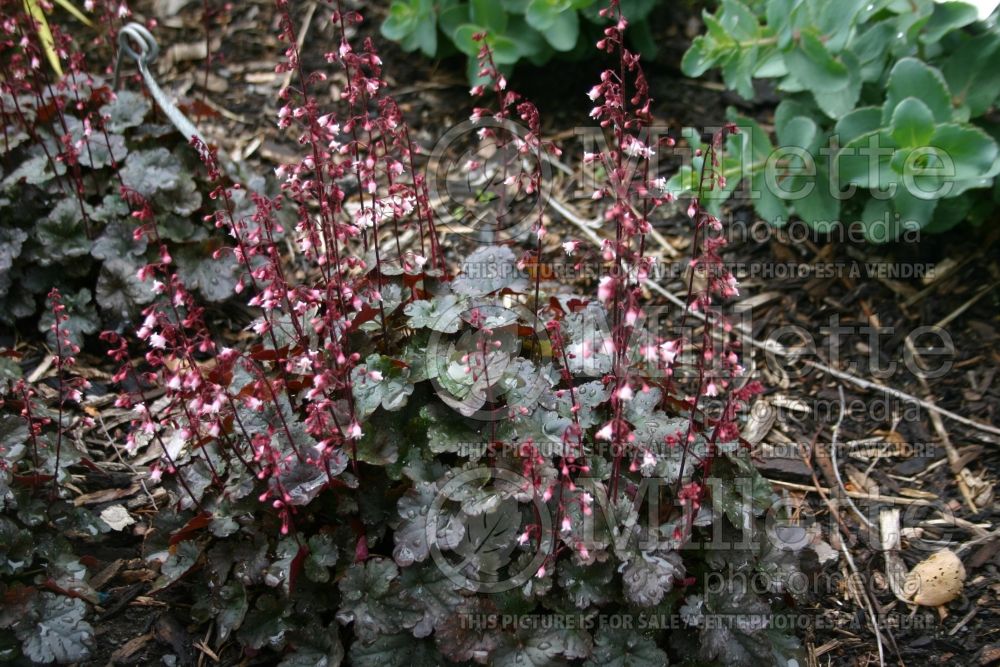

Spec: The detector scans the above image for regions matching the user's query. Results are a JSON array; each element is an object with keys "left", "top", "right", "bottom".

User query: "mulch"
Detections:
[{"left": 17, "top": 0, "right": 998, "bottom": 664}]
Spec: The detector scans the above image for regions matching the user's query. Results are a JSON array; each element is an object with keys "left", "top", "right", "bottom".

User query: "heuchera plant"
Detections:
[
  {"left": 0, "top": 0, "right": 264, "bottom": 337},
  {"left": 2, "top": 1, "right": 821, "bottom": 665}
]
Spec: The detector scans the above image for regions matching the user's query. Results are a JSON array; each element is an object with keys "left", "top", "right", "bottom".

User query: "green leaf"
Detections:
[
  {"left": 697, "top": 580, "right": 776, "bottom": 666},
  {"left": 812, "top": 50, "right": 861, "bottom": 119},
  {"left": 891, "top": 97, "right": 935, "bottom": 147},
  {"left": 882, "top": 58, "right": 953, "bottom": 125},
  {"left": 942, "top": 32, "right": 1000, "bottom": 116},
  {"left": 238, "top": 594, "right": 289, "bottom": 650},
  {"left": 544, "top": 7, "right": 579, "bottom": 51},
  {"left": 817, "top": 0, "right": 867, "bottom": 51},
  {"left": 777, "top": 115, "right": 818, "bottom": 150},
  {"left": 489, "top": 34, "right": 521, "bottom": 64},
  {"left": 216, "top": 581, "right": 248, "bottom": 642},
  {"left": 859, "top": 196, "right": 895, "bottom": 243},
  {"left": 96, "top": 258, "right": 154, "bottom": 319},
  {"left": 785, "top": 31, "right": 850, "bottom": 92},
  {"left": 439, "top": 3, "right": 470, "bottom": 39},
  {"left": 681, "top": 36, "right": 716, "bottom": 77},
  {"left": 502, "top": 0, "right": 532, "bottom": 11},
  {"left": 836, "top": 129, "right": 898, "bottom": 189},
  {"left": 400, "top": 562, "right": 464, "bottom": 637},
  {"left": 153, "top": 540, "right": 202, "bottom": 591},
  {"left": 350, "top": 634, "right": 443, "bottom": 667},
  {"left": 834, "top": 106, "right": 882, "bottom": 144},
  {"left": 893, "top": 187, "right": 938, "bottom": 230},
  {"left": 492, "top": 625, "right": 568, "bottom": 666},
  {"left": 403, "top": 15, "right": 439, "bottom": 57},
  {"left": 0, "top": 516, "right": 34, "bottom": 575},
  {"left": 453, "top": 23, "right": 485, "bottom": 55},
  {"left": 174, "top": 245, "right": 239, "bottom": 302},
  {"left": 15, "top": 593, "right": 94, "bottom": 664},
  {"left": 393, "top": 481, "right": 463, "bottom": 566},
  {"left": 622, "top": 550, "right": 685, "bottom": 606},
  {"left": 336, "top": 558, "right": 423, "bottom": 643},
  {"left": 472, "top": 0, "right": 509, "bottom": 32},
  {"left": 279, "top": 622, "right": 344, "bottom": 667},
  {"left": 921, "top": 1, "right": 978, "bottom": 43},
  {"left": 35, "top": 198, "right": 91, "bottom": 263},
  {"left": 381, "top": 2, "right": 418, "bottom": 41},
  {"left": 583, "top": 626, "right": 667, "bottom": 667},
  {"left": 927, "top": 123, "right": 999, "bottom": 182},
  {"left": 453, "top": 245, "right": 526, "bottom": 295},
  {"left": 120, "top": 148, "right": 182, "bottom": 198},
  {"left": 526, "top": 0, "right": 571, "bottom": 31},
  {"left": 558, "top": 558, "right": 615, "bottom": 609},
  {"left": 720, "top": 0, "right": 760, "bottom": 41}
]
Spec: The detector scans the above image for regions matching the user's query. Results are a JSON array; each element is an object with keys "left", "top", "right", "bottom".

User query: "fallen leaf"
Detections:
[
  {"left": 905, "top": 549, "right": 966, "bottom": 607},
  {"left": 100, "top": 505, "right": 135, "bottom": 531}
]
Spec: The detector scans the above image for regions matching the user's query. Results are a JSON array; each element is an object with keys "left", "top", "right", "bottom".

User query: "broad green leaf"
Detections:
[
  {"left": 720, "top": 0, "right": 759, "bottom": 41},
  {"left": 400, "top": 562, "right": 464, "bottom": 637},
  {"left": 926, "top": 123, "right": 999, "bottom": 182},
  {"left": 336, "top": 558, "right": 423, "bottom": 643},
  {"left": 544, "top": 8, "right": 579, "bottom": 51},
  {"left": 490, "top": 34, "right": 522, "bottom": 63},
  {"left": 15, "top": 594, "right": 94, "bottom": 664},
  {"left": 891, "top": 97, "right": 935, "bottom": 147},
  {"left": 859, "top": 196, "right": 895, "bottom": 243},
  {"left": 96, "top": 257, "right": 154, "bottom": 319},
  {"left": 173, "top": 244, "right": 239, "bottom": 302},
  {"left": 452, "top": 245, "right": 526, "bottom": 295},
  {"left": 278, "top": 622, "right": 344, "bottom": 667},
  {"left": 836, "top": 129, "right": 898, "bottom": 189},
  {"left": 723, "top": 44, "right": 758, "bottom": 99},
  {"left": 681, "top": 36, "right": 716, "bottom": 77},
  {"left": 834, "top": 106, "right": 882, "bottom": 144},
  {"left": 403, "top": 15, "right": 438, "bottom": 56},
  {"left": 35, "top": 198, "right": 91, "bottom": 263},
  {"left": 817, "top": 0, "right": 867, "bottom": 52},
  {"left": 882, "top": 58, "right": 953, "bottom": 125},
  {"left": 776, "top": 115, "right": 817, "bottom": 150},
  {"left": 452, "top": 23, "right": 485, "bottom": 56},
  {"left": 381, "top": 2, "right": 419, "bottom": 41},
  {"left": 785, "top": 31, "right": 850, "bottom": 92},
  {"left": 943, "top": 32, "right": 1000, "bottom": 116},
  {"left": 621, "top": 550, "right": 685, "bottom": 606},
  {"left": 583, "top": 626, "right": 667, "bottom": 667},
  {"left": 216, "top": 581, "right": 248, "bottom": 641},
  {"left": 492, "top": 625, "right": 568, "bottom": 666},
  {"left": 439, "top": 3, "right": 471, "bottom": 38},
  {"left": 350, "top": 634, "right": 443, "bottom": 667},
  {"left": 921, "top": 1, "right": 978, "bottom": 43},
  {"left": 893, "top": 187, "right": 938, "bottom": 230},
  {"left": 238, "top": 594, "right": 289, "bottom": 650},
  {"left": 812, "top": 50, "right": 861, "bottom": 119},
  {"left": 472, "top": 0, "right": 509, "bottom": 32},
  {"left": 526, "top": 0, "right": 571, "bottom": 31}
]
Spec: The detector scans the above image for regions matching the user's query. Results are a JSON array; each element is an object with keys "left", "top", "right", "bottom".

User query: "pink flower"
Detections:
[
  {"left": 596, "top": 421, "right": 614, "bottom": 441},
  {"left": 597, "top": 275, "right": 614, "bottom": 303}
]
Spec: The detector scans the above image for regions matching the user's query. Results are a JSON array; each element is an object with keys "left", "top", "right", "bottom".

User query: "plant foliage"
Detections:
[{"left": 676, "top": 0, "right": 1000, "bottom": 241}]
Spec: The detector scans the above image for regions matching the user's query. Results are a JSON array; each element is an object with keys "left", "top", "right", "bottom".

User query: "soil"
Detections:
[{"left": 22, "top": 0, "right": 1000, "bottom": 664}]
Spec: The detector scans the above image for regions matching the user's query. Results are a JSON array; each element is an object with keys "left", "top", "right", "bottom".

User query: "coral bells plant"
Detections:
[{"left": 0, "top": 1, "right": 822, "bottom": 665}]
